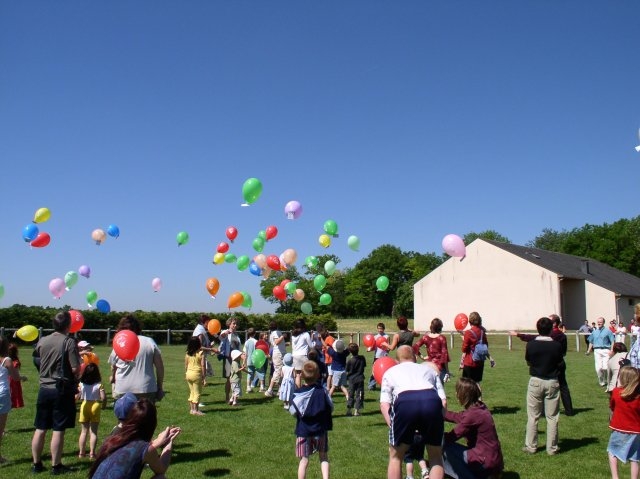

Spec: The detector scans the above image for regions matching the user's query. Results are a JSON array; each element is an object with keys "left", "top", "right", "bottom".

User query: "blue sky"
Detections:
[{"left": 1, "top": 1, "right": 639, "bottom": 315}]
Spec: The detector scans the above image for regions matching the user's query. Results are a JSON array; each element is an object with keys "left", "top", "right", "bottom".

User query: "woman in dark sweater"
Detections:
[{"left": 443, "top": 377, "right": 504, "bottom": 479}]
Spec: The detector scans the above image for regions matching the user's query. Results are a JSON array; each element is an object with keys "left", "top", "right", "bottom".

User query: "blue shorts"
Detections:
[
  {"left": 390, "top": 389, "right": 443, "bottom": 447},
  {"left": 332, "top": 370, "right": 346, "bottom": 387},
  {"left": 34, "top": 387, "right": 77, "bottom": 431},
  {"left": 608, "top": 431, "right": 640, "bottom": 463},
  {"left": 0, "top": 393, "right": 10, "bottom": 414}
]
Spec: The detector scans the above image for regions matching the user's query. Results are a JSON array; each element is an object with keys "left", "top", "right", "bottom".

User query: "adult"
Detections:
[
  {"left": 615, "top": 320, "right": 627, "bottom": 344},
  {"left": 291, "top": 319, "right": 314, "bottom": 388},
  {"left": 523, "top": 317, "right": 564, "bottom": 456},
  {"left": 265, "top": 320, "right": 287, "bottom": 397},
  {"left": 219, "top": 317, "right": 242, "bottom": 403},
  {"left": 606, "top": 342, "right": 628, "bottom": 393},
  {"left": 192, "top": 314, "right": 217, "bottom": 381},
  {"left": 89, "top": 398, "right": 181, "bottom": 479},
  {"left": 31, "top": 311, "right": 81, "bottom": 474},
  {"left": 509, "top": 314, "right": 574, "bottom": 416},
  {"left": 443, "top": 377, "right": 504, "bottom": 479},
  {"left": 385, "top": 316, "right": 420, "bottom": 351},
  {"left": 577, "top": 320, "right": 592, "bottom": 348},
  {"left": 461, "top": 312, "right": 489, "bottom": 384},
  {"left": 380, "top": 345, "right": 446, "bottom": 479},
  {"left": 631, "top": 306, "right": 640, "bottom": 348},
  {"left": 629, "top": 304, "right": 640, "bottom": 368},
  {"left": 109, "top": 314, "right": 165, "bottom": 403},
  {"left": 413, "top": 318, "right": 451, "bottom": 384},
  {"left": 586, "top": 317, "right": 615, "bottom": 387}
]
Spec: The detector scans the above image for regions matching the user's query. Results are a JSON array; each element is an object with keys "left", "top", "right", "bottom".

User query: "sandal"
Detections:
[
  {"left": 78, "top": 453, "right": 86, "bottom": 459},
  {"left": 89, "top": 454, "right": 96, "bottom": 460}
]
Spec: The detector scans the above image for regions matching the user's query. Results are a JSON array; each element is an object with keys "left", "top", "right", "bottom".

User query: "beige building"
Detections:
[{"left": 414, "top": 239, "right": 640, "bottom": 331}]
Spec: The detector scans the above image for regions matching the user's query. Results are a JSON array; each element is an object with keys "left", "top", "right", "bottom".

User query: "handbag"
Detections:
[{"left": 619, "top": 352, "right": 631, "bottom": 368}]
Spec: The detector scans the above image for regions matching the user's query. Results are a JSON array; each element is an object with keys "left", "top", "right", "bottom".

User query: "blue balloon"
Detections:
[
  {"left": 107, "top": 224, "right": 120, "bottom": 239},
  {"left": 249, "top": 261, "right": 262, "bottom": 277},
  {"left": 22, "top": 224, "right": 39, "bottom": 242},
  {"left": 96, "top": 299, "right": 111, "bottom": 313}
]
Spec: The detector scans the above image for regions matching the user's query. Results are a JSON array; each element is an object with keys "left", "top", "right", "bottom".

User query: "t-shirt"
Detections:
[
  {"left": 90, "top": 440, "right": 148, "bottom": 479},
  {"left": 270, "top": 330, "right": 286, "bottom": 356},
  {"left": 192, "top": 324, "right": 211, "bottom": 348},
  {"left": 109, "top": 335, "right": 161, "bottom": 396},
  {"left": 36, "top": 332, "right": 81, "bottom": 389}
]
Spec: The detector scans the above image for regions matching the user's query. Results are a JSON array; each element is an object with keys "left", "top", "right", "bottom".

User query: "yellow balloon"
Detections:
[
  {"left": 16, "top": 325, "right": 39, "bottom": 342},
  {"left": 319, "top": 234, "right": 331, "bottom": 248},
  {"left": 33, "top": 207, "right": 51, "bottom": 224},
  {"left": 213, "top": 252, "right": 225, "bottom": 265}
]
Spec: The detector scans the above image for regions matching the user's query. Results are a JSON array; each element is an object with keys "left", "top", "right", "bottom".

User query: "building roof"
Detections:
[{"left": 483, "top": 239, "right": 640, "bottom": 297}]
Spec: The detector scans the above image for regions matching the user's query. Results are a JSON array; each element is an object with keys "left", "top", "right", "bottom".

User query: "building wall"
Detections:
[
  {"left": 584, "top": 281, "right": 617, "bottom": 323},
  {"left": 414, "top": 240, "right": 561, "bottom": 331}
]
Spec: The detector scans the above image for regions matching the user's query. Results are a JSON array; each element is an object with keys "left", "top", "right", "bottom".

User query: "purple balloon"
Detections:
[
  {"left": 284, "top": 200, "right": 302, "bottom": 220},
  {"left": 78, "top": 265, "right": 91, "bottom": 279}
]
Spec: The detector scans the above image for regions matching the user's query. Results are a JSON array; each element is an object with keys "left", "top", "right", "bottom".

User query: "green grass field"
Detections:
[{"left": 0, "top": 331, "right": 628, "bottom": 478}]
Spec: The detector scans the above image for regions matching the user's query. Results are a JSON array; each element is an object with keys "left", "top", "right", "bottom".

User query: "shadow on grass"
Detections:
[
  {"left": 172, "top": 447, "right": 231, "bottom": 465},
  {"left": 202, "top": 468, "right": 232, "bottom": 477},
  {"left": 491, "top": 405, "right": 520, "bottom": 415},
  {"left": 502, "top": 471, "right": 522, "bottom": 478},
  {"left": 558, "top": 436, "right": 599, "bottom": 452}
]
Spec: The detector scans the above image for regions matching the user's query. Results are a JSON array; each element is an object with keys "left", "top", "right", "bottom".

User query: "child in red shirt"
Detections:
[{"left": 608, "top": 366, "right": 640, "bottom": 479}]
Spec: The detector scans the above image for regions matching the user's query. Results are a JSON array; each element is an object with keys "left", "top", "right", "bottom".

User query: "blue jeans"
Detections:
[{"left": 443, "top": 443, "right": 487, "bottom": 479}]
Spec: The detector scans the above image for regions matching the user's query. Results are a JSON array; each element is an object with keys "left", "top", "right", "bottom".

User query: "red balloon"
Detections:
[
  {"left": 256, "top": 340, "right": 269, "bottom": 356},
  {"left": 280, "top": 278, "right": 291, "bottom": 288},
  {"left": 265, "top": 225, "right": 278, "bottom": 241},
  {"left": 69, "top": 310, "right": 85, "bottom": 333},
  {"left": 226, "top": 226, "right": 238, "bottom": 242},
  {"left": 375, "top": 335, "right": 388, "bottom": 349},
  {"left": 363, "top": 333, "right": 375, "bottom": 348},
  {"left": 112, "top": 330, "right": 140, "bottom": 362},
  {"left": 217, "top": 242, "right": 230, "bottom": 254},
  {"left": 266, "top": 255, "right": 280, "bottom": 270},
  {"left": 373, "top": 356, "right": 398, "bottom": 384},
  {"left": 30, "top": 232, "right": 51, "bottom": 248},
  {"left": 273, "top": 285, "right": 287, "bottom": 301},
  {"left": 454, "top": 313, "right": 469, "bottom": 331}
]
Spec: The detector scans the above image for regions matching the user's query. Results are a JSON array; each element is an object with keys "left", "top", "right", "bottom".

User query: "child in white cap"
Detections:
[{"left": 229, "top": 350, "right": 246, "bottom": 406}]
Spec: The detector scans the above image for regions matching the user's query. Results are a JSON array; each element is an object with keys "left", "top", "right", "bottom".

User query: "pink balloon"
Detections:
[
  {"left": 442, "top": 234, "right": 466, "bottom": 258},
  {"left": 151, "top": 277, "right": 162, "bottom": 292},
  {"left": 48, "top": 278, "right": 65, "bottom": 299},
  {"left": 284, "top": 200, "right": 303, "bottom": 220}
]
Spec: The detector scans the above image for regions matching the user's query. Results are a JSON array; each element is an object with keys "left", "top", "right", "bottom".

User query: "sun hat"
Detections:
[
  {"left": 231, "top": 350, "right": 243, "bottom": 361},
  {"left": 114, "top": 392, "right": 137, "bottom": 421},
  {"left": 283, "top": 353, "right": 293, "bottom": 366}
]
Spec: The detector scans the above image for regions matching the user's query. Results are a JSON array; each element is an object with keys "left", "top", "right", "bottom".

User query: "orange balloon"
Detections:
[
  {"left": 207, "top": 318, "right": 221, "bottom": 335},
  {"left": 206, "top": 278, "right": 220, "bottom": 297},
  {"left": 228, "top": 292, "right": 244, "bottom": 309},
  {"left": 82, "top": 352, "right": 100, "bottom": 365}
]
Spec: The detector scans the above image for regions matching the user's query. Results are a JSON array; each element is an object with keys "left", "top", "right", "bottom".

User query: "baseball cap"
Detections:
[
  {"left": 78, "top": 340, "right": 91, "bottom": 348},
  {"left": 114, "top": 392, "right": 137, "bottom": 421}
]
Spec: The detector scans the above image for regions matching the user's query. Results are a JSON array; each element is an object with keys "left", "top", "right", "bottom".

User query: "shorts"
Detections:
[
  {"left": 296, "top": 433, "right": 329, "bottom": 458},
  {"left": 389, "top": 389, "right": 443, "bottom": 447},
  {"left": 0, "top": 393, "right": 10, "bottom": 414},
  {"left": 608, "top": 431, "right": 640, "bottom": 463},
  {"left": 404, "top": 433, "right": 425, "bottom": 462},
  {"left": 293, "top": 355, "right": 307, "bottom": 372},
  {"left": 34, "top": 387, "right": 77, "bottom": 431},
  {"left": 332, "top": 369, "right": 347, "bottom": 387},
  {"left": 79, "top": 400, "right": 102, "bottom": 423}
]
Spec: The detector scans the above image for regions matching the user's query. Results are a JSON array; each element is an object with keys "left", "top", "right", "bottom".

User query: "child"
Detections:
[
  {"left": 8, "top": 342, "right": 27, "bottom": 409},
  {"left": 404, "top": 431, "right": 430, "bottom": 479},
  {"left": 185, "top": 336, "right": 206, "bottom": 415},
  {"left": 77, "top": 362, "right": 107, "bottom": 459},
  {"left": 253, "top": 332, "right": 269, "bottom": 392},
  {"left": 279, "top": 353, "right": 295, "bottom": 409},
  {"left": 244, "top": 328, "right": 257, "bottom": 393},
  {"left": 229, "top": 349, "right": 245, "bottom": 406},
  {"left": 110, "top": 392, "right": 137, "bottom": 436},
  {"left": 0, "top": 335, "right": 21, "bottom": 463},
  {"left": 368, "top": 322, "right": 388, "bottom": 390},
  {"left": 307, "top": 349, "right": 328, "bottom": 387},
  {"left": 325, "top": 339, "right": 349, "bottom": 401},
  {"left": 289, "top": 360, "right": 333, "bottom": 479},
  {"left": 345, "top": 343, "right": 366, "bottom": 417},
  {"left": 443, "top": 377, "right": 504, "bottom": 479},
  {"left": 608, "top": 366, "right": 640, "bottom": 479}
]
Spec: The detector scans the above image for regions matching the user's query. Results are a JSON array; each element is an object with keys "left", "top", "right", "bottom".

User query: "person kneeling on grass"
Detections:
[
  {"left": 443, "top": 378, "right": 504, "bottom": 479},
  {"left": 290, "top": 360, "right": 333, "bottom": 479}
]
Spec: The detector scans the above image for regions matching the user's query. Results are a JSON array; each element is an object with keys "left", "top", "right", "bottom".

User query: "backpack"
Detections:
[{"left": 469, "top": 329, "right": 490, "bottom": 362}]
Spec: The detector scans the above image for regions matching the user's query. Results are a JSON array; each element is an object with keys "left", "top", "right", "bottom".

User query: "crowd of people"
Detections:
[{"left": 0, "top": 309, "right": 638, "bottom": 478}]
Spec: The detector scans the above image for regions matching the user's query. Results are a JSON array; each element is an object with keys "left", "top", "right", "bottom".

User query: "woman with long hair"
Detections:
[
  {"left": 414, "top": 318, "right": 451, "bottom": 384},
  {"left": 89, "top": 398, "right": 181, "bottom": 479}
]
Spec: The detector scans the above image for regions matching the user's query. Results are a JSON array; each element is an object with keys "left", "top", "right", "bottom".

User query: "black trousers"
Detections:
[{"left": 558, "top": 369, "right": 574, "bottom": 415}]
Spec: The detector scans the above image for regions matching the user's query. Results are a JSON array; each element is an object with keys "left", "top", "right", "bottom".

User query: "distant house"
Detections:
[{"left": 413, "top": 239, "right": 640, "bottom": 331}]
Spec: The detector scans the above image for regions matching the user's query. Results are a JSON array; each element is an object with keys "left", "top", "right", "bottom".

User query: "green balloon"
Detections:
[
  {"left": 347, "top": 235, "right": 360, "bottom": 251},
  {"left": 252, "top": 237, "right": 265, "bottom": 253},
  {"left": 319, "top": 293, "right": 332, "bottom": 306},
  {"left": 225, "top": 253, "right": 237, "bottom": 264},
  {"left": 376, "top": 275, "right": 390, "bottom": 292},
  {"left": 237, "top": 255, "right": 250, "bottom": 271},
  {"left": 242, "top": 177, "right": 263, "bottom": 205},
  {"left": 301, "top": 302, "right": 312, "bottom": 314},
  {"left": 324, "top": 219, "right": 338, "bottom": 236},
  {"left": 313, "top": 274, "right": 327, "bottom": 292},
  {"left": 251, "top": 349, "right": 266, "bottom": 369},
  {"left": 285, "top": 281, "right": 297, "bottom": 294},
  {"left": 324, "top": 260, "right": 336, "bottom": 276},
  {"left": 305, "top": 256, "right": 318, "bottom": 268},
  {"left": 176, "top": 231, "right": 189, "bottom": 246},
  {"left": 64, "top": 271, "right": 78, "bottom": 290},
  {"left": 86, "top": 290, "right": 98, "bottom": 306},
  {"left": 241, "top": 291, "right": 252, "bottom": 308},
  {"left": 258, "top": 230, "right": 267, "bottom": 241}
]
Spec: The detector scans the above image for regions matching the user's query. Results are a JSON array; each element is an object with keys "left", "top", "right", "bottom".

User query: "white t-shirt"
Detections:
[
  {"left": 380, "top": 361, "right": 445, "bottom": 405},
  {"left": 192, "top": 324, "right": 211, "bottom": 348},
  {"left": 270, "top": 330, "right": 286, "bottom": 356},
  {"left": 292, "top": 332, "right": 312, "bottom": 357},
  {"left": 109, "top": 335, "right": 161, "bottom": 395}
]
